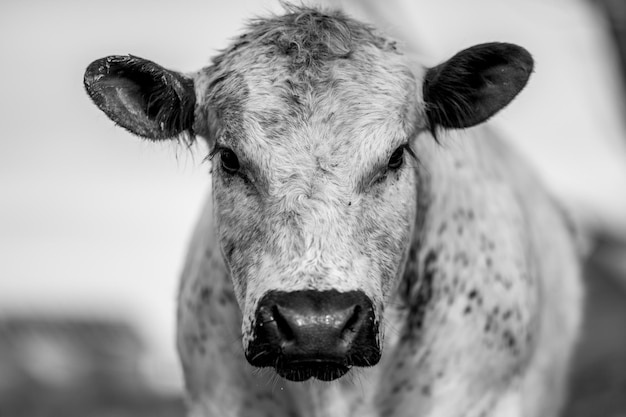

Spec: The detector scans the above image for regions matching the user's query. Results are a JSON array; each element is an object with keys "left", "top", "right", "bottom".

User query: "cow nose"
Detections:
[{"left": 246, "top": 290, "right": 380, "bottom": 381}]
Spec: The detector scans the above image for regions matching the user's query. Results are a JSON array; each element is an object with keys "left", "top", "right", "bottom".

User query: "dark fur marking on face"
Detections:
[
  {"left": 223, "top": 240, "right": 237, "bottom": 263},
  {"left": 405, "top": 249, "right": 437, "bottom": 335},
  {"left": 205, "top": 71, "right": 249, "bottom": 136},
  {"left": 398, "top": 165, "right": 431, "bottom": 307}
]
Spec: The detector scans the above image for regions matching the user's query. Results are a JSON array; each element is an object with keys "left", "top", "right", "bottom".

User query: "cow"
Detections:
[{"left": 83, "top": 5, "right": 583, "bottom": 417}]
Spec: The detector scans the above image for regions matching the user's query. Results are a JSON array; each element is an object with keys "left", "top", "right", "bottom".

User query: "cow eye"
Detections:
[
  {"left": 220, "top": 148, "right": 240, "bottom": 174},
  {"left": 388, "top": 146, "right": 404, "bottom": 170}
]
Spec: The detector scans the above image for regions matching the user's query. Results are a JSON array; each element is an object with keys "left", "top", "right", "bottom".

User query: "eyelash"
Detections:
[
  {"left": 207, "top": 143, "right": 418, "bottom": 181},
  {"left": 389, "top": 143, "right": 417, "bottom": 168},
  {"left": 401, "top": 143, "right": 418, "bottom": 161},
  {"left": 208, "top": 145, "right": 240, "bottom": 175},
  {"left": 388, "top": 146, "right": 405, "bottom": 170}
]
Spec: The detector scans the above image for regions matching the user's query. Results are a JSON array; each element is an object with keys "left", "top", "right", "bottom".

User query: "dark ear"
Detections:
[
  {"left": 84, "top": 55, "right": 195, "bottom": 140},
  {"left": 422, "top": 42, "right": 533, "bottom": 132}
]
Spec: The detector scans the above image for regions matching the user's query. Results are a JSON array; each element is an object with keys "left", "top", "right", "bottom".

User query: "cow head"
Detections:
[{"left": 84, "top": 7, "right": 532, "bottom": 382}]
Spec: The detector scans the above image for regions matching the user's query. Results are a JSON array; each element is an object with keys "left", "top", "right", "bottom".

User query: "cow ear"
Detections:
[
  {"left": 422, "top": 42, "right": 533, "bottom": 133},
  {"left": 84, "top": 55, "right": 195, "bottom": 140}
]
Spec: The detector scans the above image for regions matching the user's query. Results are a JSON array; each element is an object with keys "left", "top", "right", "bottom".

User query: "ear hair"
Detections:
[
  {"left": 423, "top": 42, "right": 533, "bottom": 137},
  {"left": 84, "top": 55, "right": 195, "bottom": 142}
]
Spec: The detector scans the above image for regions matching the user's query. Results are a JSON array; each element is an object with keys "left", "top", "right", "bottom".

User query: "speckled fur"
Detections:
[
  {"left": 190, "top": 7, "right": 420, "bottom": 356},
  {"left": 87, "top": 5, "right": 582, "bottom": 417},
  {"left": 178, "top": 8, "right": 582, "bottom": 416}
]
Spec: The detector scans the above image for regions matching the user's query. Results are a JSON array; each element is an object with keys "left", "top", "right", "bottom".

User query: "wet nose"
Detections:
[{"left": 246, "top": 290, "right": 380, "bottom": 381}]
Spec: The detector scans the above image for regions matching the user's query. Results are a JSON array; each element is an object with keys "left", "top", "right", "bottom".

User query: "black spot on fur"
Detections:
[
  {"left": 218, "top": 288, "right": 236, "bottom": 306},
  {"left": 405, "top": 249, "right": 437, "bottom": 335},
  {"left": 503, "top": 330, "right": 517, "bottom": 351},
  {"left": 466, "top": 289, "right": 483, "bottom": 307},
  {"left": 203, "top": 71, "right": 249, "bottom": 147},
  {"left": 223, "top": 241, "right": 236, "bottom": 262},
  {"left": 200, "top": 287, "right": 212, "bottom": 301}
]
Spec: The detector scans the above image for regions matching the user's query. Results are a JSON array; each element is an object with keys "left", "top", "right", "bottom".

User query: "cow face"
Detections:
[{"left": 84, "top": 7, "right": 532, "bottom": 382}]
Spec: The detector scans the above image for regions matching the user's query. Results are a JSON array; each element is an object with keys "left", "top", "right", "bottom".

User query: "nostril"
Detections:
[
  {"left": 272, "top": 305, "right": 295, "bottom": 342},
  {"left": 256, "top": 305, "right": 295, "bottom": 343},
  {"left": 341, "top": 305, "right": 364, "bottom": 343}
]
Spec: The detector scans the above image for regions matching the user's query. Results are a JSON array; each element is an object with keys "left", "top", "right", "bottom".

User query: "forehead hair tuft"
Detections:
[{"left": 215, "top": 4, "right": 397, "bottom": 69}]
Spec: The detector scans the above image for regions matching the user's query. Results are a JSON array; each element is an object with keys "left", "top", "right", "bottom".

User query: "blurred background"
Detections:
[{"left": 0, "top": 0, "right": 624, "bottom": 415}]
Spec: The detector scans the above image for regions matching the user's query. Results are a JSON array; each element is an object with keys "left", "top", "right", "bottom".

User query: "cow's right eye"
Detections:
[
  {"left": 388, "top": 146, "right": 405, "bottom": 170},
  {"left": 220, "top": 148, "right": 240, "bottom": 174}
]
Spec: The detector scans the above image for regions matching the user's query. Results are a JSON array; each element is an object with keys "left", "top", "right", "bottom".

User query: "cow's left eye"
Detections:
[
  {"left": 220, "top": 148, "right": 240, "bottom": 174},
  {"left": 388, "top": 146, "right": 404, "bottom": 170}
]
